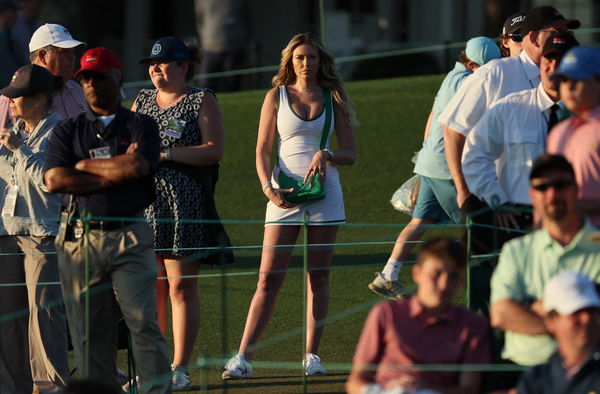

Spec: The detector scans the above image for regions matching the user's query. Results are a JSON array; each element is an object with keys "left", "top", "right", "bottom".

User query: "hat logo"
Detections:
[
  {"left": 511, "top": 15, "right": 525, "bottom": 25},
  {"left": 151, "top": 43, "right": 162, "bottom": 56},
  {"left": 553, "top": 38, "right": 566, "bottom": 44},
  {"left": 11, "top": 71, "right": 18, "bottom": 81},
  {"left": 85, "top": 57, "right": 97, "bottom": 62},
  {"left": 563, "top": 52, "right": 576, "bottom": 64}
]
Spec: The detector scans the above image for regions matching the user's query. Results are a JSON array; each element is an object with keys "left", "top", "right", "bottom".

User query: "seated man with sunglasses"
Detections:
[{"left": 490, "top": 154, "right": 600, "bottom": 387}]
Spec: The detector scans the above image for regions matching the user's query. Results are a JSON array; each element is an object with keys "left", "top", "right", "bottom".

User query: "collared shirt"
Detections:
[
  {"left": 0, "top": 79, "right": 87, "bottom": 129},
  {"left": 0, "top": 113, "right": 63, "bottom": 236},
  {"left": 437, "top": 50, "right": 540, "bottom": 136},
  {"left": 491, "top": 220, "right": 600, "bottom": 366},
  {"left": 462, "top": 83, "right": 558, "bottom": 206},
  {"left": 547, "top": 105, "right": 600, "bottom": 224},
  {"left": 414, "top": 62, "right": 472, "bottom": 180},
  {"left": 517, "top": 345, "right": 600, "bottom": 393},
  {"left": 43, "top": 106, "right": 160, "bottom": 218},
  {"left": 352, "top": 297, "right": 490, "bottom": 389}
]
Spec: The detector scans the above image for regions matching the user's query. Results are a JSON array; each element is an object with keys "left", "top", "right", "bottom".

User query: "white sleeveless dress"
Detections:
[{"left": 265, "top": 86, "right": 345, "bottom": 225}]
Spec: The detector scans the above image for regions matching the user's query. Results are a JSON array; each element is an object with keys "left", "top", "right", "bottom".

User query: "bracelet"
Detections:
[
  {"left": 262, "top": 181, "right": 273, "bottom": 192},
  {"left": 322, "top": 148, "right": 333, "bottom": 161},
  {"left": 164, "top": 149, "right": 173, "bottom": 161}
]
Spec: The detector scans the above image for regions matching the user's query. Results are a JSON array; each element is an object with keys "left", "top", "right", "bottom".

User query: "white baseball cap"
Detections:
[
  {"left": 544, "top": 271, "right": 600, "bottom": 315},
  {"left": 29, "top": 23, "right": 85, "bottom": 52}
]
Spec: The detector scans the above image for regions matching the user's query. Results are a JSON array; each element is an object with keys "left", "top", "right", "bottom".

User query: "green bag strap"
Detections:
[
  {"left": 320, "top": 89, "right": 333, "bottom": 150},
  {"left": 278, "top": 88, "right": 333, "bottom": 166}
]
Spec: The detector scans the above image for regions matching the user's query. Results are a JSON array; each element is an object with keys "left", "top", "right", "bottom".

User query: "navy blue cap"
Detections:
[{"left": 139, "top": 37, "right": 190, "bottom": 64}]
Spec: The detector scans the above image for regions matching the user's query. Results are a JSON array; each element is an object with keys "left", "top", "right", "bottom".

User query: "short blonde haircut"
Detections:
[{"left": 272, "top": 32, "right": 358, "bottom": 127}]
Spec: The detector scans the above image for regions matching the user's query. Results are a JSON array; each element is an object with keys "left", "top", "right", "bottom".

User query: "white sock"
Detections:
[{"left": 381, "top": 259, "right": 403, "bottom": 281}]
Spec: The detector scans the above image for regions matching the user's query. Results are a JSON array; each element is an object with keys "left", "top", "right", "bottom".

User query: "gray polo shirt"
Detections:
[{"left": 0, "top": 112, "right": 62, "bottom": 236}]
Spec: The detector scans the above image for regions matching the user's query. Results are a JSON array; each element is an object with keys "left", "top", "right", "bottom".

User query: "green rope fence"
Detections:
[{"left": 0, "top": 207, "right": 540, "bottom": 393}]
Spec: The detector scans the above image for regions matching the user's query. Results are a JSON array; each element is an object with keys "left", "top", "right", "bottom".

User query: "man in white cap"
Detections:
[
  {"left": 0, "top": 23, "right": 86, "bottom": 129},
  {"left": 517, "top": 270, "right": 600, "bottom": 392}
]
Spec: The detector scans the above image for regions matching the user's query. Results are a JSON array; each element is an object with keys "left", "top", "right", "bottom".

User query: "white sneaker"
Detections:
[
  {"left": 303, "top": 353, "right": 326, "bottom": 376},
  {"left": 222, "top": 354, "right": 253, "bottom": 380},
  {"left": 171, "top": 364, "right": 191, "bottom": 391},
  {"left": 368, "top": 272, "right": 411, "bottom": 299},
  {"left": 116, "top": 368, "right": 129, "bottom": 387},
  {"left": 121, "top": 375, "right": 140, "bottom": 392}
]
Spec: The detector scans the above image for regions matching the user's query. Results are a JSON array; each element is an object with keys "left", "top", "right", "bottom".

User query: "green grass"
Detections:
[{"left": 120, "top": 75, "right": 457, "bottom": 392}]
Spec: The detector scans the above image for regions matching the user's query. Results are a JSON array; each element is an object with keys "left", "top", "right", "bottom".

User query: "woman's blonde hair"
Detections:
[{"left": 272, "top": 32, "right": 358, "bottom": 127}]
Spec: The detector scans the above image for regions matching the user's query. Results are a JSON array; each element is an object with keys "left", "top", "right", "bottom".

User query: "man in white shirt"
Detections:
[
  {"left": 461, "top": 32, "right": 578, "bottom": 236},
  {"left": 437, "top": 5, "right": 580, "bottom": 212}
]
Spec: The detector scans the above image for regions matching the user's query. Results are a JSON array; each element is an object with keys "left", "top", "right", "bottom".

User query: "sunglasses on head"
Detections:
[
  {"left": 508, "top": 33, "right": 523, "bottom": 42},
  {"left": 531, "top": 178, "right": 574, "bottom": 192}
]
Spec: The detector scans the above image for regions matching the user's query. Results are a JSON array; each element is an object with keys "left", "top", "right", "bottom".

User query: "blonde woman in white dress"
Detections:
[{"left": 222, "top": 32, "right": 357, "bottom": 379}]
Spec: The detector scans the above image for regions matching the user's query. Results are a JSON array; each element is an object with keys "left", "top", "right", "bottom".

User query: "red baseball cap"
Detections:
[{"left": 74, "top": 47, "right": 122, "bottom": 78}]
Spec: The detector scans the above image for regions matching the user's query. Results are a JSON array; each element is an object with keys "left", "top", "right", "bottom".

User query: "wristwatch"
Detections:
[
  {"left": 164, "top": 148, "right": 173, "bottom": 161},
  {"left": 322, "top": 148, "right": 333, "bottom": 161}
]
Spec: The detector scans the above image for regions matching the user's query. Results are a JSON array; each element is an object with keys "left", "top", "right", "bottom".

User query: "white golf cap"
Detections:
[
  {"left": 29, "top": 23, "right": 85, "bottom": 52},
  {"left": 544, "top": 271, "right": 600, "bottom": 315}
]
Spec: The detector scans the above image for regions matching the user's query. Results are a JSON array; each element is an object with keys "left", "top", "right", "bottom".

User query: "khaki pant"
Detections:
[
  {"left": 0, "top": 235, "right": 69, "bottom": 393},
  {"left": 57, "top": 221, "right": 171, "bottom": 394}
]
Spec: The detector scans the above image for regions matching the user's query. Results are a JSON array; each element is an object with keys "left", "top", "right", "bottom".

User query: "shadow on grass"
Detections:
[{"left": 207, "top": 374, "right": 348, "bottom": 391}]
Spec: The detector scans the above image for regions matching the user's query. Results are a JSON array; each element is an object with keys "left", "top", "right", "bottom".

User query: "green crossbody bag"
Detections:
[{"left": 277, "top": 89, "right": 332, "bottom": 204}]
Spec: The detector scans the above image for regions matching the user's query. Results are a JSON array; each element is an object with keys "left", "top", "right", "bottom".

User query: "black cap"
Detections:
[
  {"left": 542, "top": 31, "right": 579, "bottom": 60},
  {"left": 530, "top": 154, "right": 575, "bottom": 180},
  {"left": 521, "top": 6, "right": 580, "bottom": 36},
  {"left": 138, "top": 37, "right": 190, "bottom": 64},
  {"left": 0, "top": 64, "right": 61, "bottom": 98},
  {"left": 502, "top": 12, "right": 526, "bottom": 35}
]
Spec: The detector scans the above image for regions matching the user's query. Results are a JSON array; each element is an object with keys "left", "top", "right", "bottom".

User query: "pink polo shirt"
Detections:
[
  {"left": 352, "top": 297, "right": 490, "bottom": 390},
  {"left": 0, "top": 79, "right": 87, "bottom": 128},
  {"left": 547, "top": 106, "right": 600, "bottom": 225}
]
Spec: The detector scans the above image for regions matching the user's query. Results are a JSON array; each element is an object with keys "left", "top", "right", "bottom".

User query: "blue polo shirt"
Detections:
[
  {"left": 414, "top": 62, "right": 472, "bottom": 180},
  {"left": 44, "top": 106, "right": 160, "bottom": 218}
]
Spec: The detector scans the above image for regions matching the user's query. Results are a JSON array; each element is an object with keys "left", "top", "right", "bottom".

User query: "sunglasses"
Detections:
[
  {"left": 508, "top": 33, "right": 523, "bottom": 42},
  {"left": 77, "top": 71, "right": 119, "bottom": 83},
  {"left": 531, "top": 178, "right": 574, "bottom": 192}
]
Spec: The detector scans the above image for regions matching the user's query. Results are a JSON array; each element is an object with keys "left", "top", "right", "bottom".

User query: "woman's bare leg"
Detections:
[
  {"left": 237, "top": 225, "right": 300, "bottom": 359},
  {"left": 305, "top": 225, "right": 338, "bottom": 354},
  {"left": 165, "top": 257, "right": 201, "bottom": 366}
]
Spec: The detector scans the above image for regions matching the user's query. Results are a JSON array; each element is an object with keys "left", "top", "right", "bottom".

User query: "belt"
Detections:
[
  {"left": 85, "top": 219, "right": 133, "bottom": 231},
  {"left": 71, "top": 213, "right": 143, "bottom": 232}
]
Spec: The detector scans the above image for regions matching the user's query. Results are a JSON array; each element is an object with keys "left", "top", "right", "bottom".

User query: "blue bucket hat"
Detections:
[
  {"left": 553, "top": 46, "right": 600, "bottom": 81},
  {"left": 139, "top": 36, "right": 191, "bottom": 64},
  {"left": 465, "top": 36, "right": 501, "bottom": 66}
]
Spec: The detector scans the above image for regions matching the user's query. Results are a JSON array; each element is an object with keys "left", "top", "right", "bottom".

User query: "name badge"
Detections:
[
  {"left": 89, "top": 146, "right": 111, "bottom": 159},
  {"left": 164, "top": 119, "right": 186, "bottom": 139},
  {"left": 2, "top": 185, "right": 18, "bottom": 216}
]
